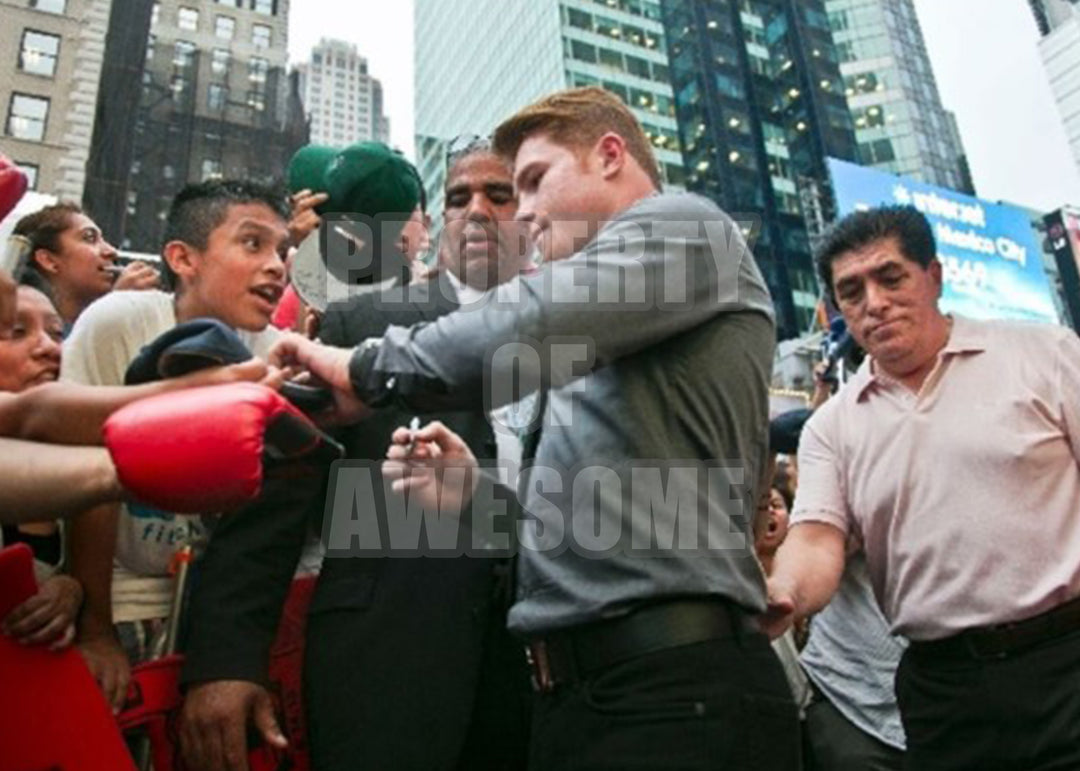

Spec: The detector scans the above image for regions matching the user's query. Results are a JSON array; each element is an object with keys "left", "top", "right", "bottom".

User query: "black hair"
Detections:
[
  {"left": 161, "top": 179, "right": 289, "bottom": 290},
  {"left": 13, "top": 201, "right": 83, "bottom": 254},
  {"left": 14, "top": 202, "right": 84, "bottom": 291},
  {"left": 816, "top": 206, "right": 936, "bottom": 305}
]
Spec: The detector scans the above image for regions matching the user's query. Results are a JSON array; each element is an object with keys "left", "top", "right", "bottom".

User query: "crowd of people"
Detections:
[{"left": 1, "top": 84, "right": 1079, "bottom": 771}]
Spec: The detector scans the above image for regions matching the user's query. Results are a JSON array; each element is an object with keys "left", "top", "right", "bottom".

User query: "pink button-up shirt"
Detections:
[{"left": 791, "top": 316, "right": 1080, "bottom": 640}]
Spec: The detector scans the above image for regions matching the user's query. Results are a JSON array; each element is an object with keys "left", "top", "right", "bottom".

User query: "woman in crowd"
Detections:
[
  {"left": 0, "top": 284, "right": 83, "bottom": 649},
  {"left": 13, "top": 203, "right": 158, "bottom": 330}
]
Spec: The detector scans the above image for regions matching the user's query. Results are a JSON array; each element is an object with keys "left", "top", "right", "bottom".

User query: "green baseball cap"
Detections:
[
  {"left": 324, "top": 141, "right": 421, "bottom": 218},
  {"left": 286, "top": 144, "right": 337, "bottom": 212},
  {"left": 287, "top": 141, "right": 420, "bottom": 310}
]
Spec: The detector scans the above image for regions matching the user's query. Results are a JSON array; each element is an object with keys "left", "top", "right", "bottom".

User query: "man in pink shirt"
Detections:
[{"left": 765, "top": 206, "right": 1080, "bottom": 770}]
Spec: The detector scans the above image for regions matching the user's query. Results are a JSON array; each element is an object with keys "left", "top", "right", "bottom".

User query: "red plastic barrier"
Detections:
[
  {"left": 114, "top": 574, "right": 317, "bottom": 771},
  {"left": 0, "top": 544, "right": 136, "bottom": 771}
]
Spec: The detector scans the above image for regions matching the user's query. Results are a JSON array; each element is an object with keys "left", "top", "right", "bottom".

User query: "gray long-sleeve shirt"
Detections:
[{"left": 348, "top": 192, "right": 776, "bottom": 635}]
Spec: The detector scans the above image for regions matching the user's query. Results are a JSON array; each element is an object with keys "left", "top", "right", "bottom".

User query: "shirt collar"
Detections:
[
  {"left": 444, "top": 271, "right": 486, "bottom": 305},
  {"left": 938, "top": 314, "right": 987, "bottom": 356},
  {"left": 851, "top": 314, "right": 985, "bottom": 401}
]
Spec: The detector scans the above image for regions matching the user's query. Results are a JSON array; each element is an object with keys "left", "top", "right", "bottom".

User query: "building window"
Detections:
[
  {"left": 860, "top": 138, "right": 896, "bottom": 163},
  {"left": 595, "top": 16, "right": 621, "bottom": 39},
  {"left": 246, "top": 90, "right": 265, "bottom": 111},
  {"left": 178, "top": 7, "right": 199, "bottom": 31},
  {"left": 208, "top": 83, "right": 226, "bottom": 110},
  {"left": 28, "top": 0, "right": 65, "bottom": 13},
  {"left": 170, "top": 74, "right": 188, "bottom": 101},
  {"left": 252, "top": 0, "right": 274, "bottom": 14},
  {"left": 570, "top": 40, "right": 596, "bottom": 64},
  {"left": 146, "top": 35, "right": 155, "bottom": 62},
  {"left": 663, "top": 161, "right": 685, "bottom": 187},
  {"left": 602, "top": 80, "right": 628, "bottom": 102},
  {"left": 174, "top": 40, "right": 196, "bottom": 68},
  {"left": 625, "top": 54, "right": 650, "bottom": 79},
  {"left": 16, "top": 162, "right": 38, "bottom": 189},
  {"left": 201, "top": 158, "right": 223, "bottom": 180},
  {"left": 19, "top": 30, "right": 61, "bottom": 77},
  {"left": 598, "top": 48, "right": 622, "bottom": 70},
  {"left": 6, "top": 93, "right": 49, "bottom": 141},
  {"left": 248, "top": 57, "right": 268, "bottom": 83},
  {"left": 211, "top": 48, "right": 229, "bottom": 76},
  {"left": 215, "top": 0, "right": 240, "bottom": 6},
  {"left": 715, "top": 72, "right": 745, "bottom": 99},
  {"left": 215, "top": 15, "right": 235, "bottom": 39},
  {"left": 252, "top": 24, "right": 271, "bottom": 48},
  {"left": 151, "top": 1, "right": 159, "bottom": 25},
  {"left": 854, "top": 105, "right": 886, "bottom": 129},
  {"left": 630, "top": 88, "right": 655, "bottom": 111},
  {"left": 566, "top": 7, "right": 592, "bottom": 30}
]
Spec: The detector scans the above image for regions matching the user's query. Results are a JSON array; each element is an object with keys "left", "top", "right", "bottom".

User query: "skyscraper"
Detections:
[
  {"left": 825, "top": 0, "right": 973, "bottom": 194},
  {"left": 1031, "top": 0, "right": 1080, "bottom": 35},
  {"left": 0, "top": 0, "right": 112, "bottom": 200},
  {"left": 1032, "top": 0, "right": 1080, "bottom": 176},
  {"left": 661, "top": 0, "right": 859, "bottom": 338},
  {"left": 84, "top": 0, "right": 304, "bottom": 251},
  {"left": 297, "top": 38, "right": 390, "bottom": 147},
  {"left": 414, "top": 0, "right": 684, "bottom": 228}
]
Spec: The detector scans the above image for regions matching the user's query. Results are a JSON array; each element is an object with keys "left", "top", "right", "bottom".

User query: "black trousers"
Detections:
[
  {"left": 802, "top": 690, "right": 903, "bottom": 771},
  {"left": 527, "top": 631, "right": 801, "bottom": 770},
  {"left": 304, "top": 564, "right": 531, "bottom": 771},
  {"left": 895, "top": 629, "right": 1080, "bottom": 771}
]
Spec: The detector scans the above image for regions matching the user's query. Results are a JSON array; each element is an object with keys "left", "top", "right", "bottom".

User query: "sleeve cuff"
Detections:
[
  {"left": 789, "top": 508, "right": 849, "bottom": 536},
  {"left": 347, "top": 338, "right": 394, "bottom": 408},
  {"left": 180, "top": 647, "right": 271, "bottom": 690}
]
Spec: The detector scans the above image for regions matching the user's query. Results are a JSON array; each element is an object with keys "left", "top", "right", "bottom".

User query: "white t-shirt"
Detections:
[{"left": 61, "top": 290, "right": 280, "bottom": 622}]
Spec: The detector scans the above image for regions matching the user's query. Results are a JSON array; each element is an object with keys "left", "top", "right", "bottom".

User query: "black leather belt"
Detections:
[
  {"left": 909, "top": 596, "right": 1080, "bottom": 662},
  {"left": 524, "top": 598, "right": 756, "bottom": 693}
]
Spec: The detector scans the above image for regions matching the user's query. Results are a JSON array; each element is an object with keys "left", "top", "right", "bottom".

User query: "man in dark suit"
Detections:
[{"left": 178, "top": 140, "right": 534, "bottom": 771}]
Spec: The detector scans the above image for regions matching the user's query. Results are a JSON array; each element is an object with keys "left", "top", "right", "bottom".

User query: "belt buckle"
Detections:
[{"left": 525, "top": 641, "right": 554, "bottom": 693}]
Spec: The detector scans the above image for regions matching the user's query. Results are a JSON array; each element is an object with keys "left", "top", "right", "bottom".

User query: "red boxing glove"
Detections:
[
  {"left": 0, "top": 153, "right": 28, "bottom": 223},
  {"left": 104, "top": 382, "right": 336, "bottom": 513}
]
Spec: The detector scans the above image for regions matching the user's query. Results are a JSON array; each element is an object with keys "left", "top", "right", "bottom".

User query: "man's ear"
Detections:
[
  {"left": 31, "top": 248, "right": 60, "bottom": 276},
  {"left": 163, "top": 241, "right": 199, "bottom": 286},
  {"left": 928, "top": 258, "right": 943, "bottom": 298},
  {"left": 595, "top": 132, "right": 627, "bottom": 180}
]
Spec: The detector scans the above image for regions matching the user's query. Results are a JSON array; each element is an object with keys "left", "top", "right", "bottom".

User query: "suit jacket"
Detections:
[{"left": 181, "top": 274, "right": 529, "bottom": 770}]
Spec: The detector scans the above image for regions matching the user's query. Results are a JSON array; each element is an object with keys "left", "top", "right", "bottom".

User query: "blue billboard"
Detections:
[{"left": 827, "top": 158, "right": 1059, "bottom": 325}]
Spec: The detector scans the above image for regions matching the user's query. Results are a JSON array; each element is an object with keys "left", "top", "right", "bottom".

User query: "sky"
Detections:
[{"left": 289, "top": 0, "right": 1080, "bottom": 212}]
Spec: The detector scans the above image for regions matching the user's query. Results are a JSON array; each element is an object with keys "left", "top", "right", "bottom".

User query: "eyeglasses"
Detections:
[{"left": 445, "top": 133, "right": 492, "bottom": 171}]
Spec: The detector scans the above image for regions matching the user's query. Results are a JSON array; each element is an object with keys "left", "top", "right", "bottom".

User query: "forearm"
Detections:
[
  {"left": 0, "top": 441, "right": 122, "bottom": 522},
  {"left": 348, "top": 216, "right": 771, "bottom": 411},
  {"left": 68, "top": 503, "right": 121, "bottom": 641},
  {"left": 9, "top": 382, "right": 142, "bottom": 445},
  {"left": 13, "top": 373, "right": 257, "bottom": 446},
  {"left": 770, "top": 521, "right": 846, "bottom": 618}
]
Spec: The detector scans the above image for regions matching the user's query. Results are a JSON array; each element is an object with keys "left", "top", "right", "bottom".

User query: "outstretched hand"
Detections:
[
  {"left": 269, "top": 333, "right": 370, "bottom": 425},
  {"left": 383, "top": 420, "right": 479, "bottom": 515}
]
